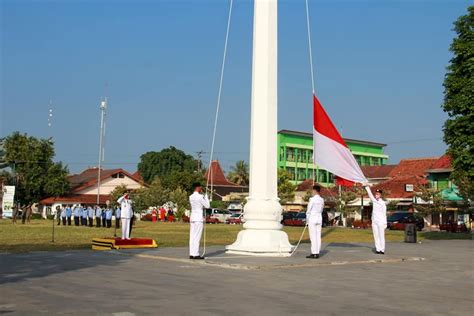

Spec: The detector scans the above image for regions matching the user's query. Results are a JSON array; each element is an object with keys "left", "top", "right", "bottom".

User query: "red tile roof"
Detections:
[
  {"left": 132, "top": 171, "right": 144, "bottom": 182},
  {"left": 361, "top": 165, "right": 397, "bottom": 179},
  {"left": 205, "top": 160, "right": 243, "bottom": 187},
  {"left": 371, "top": 175, "right": 428, "bottom": 199},
  {"left": 428, "top": 155, "right": 452, "bottom": 171},
  {"left": 40, "top": 194, "right": 110, "bottom": 205},
  {"left": 296, "top": 179, "right": 339, "bottom": 196},
  {"left": 388, "top": 157, "right": 439, "bottom": 178},
  {"left": 68, "top": 168, "right": 144, "bottom": 193}
]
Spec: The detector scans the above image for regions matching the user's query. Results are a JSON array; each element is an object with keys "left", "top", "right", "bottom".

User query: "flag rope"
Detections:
[{"left": 202, "top": 0, "right": 234, "bottom": 258}]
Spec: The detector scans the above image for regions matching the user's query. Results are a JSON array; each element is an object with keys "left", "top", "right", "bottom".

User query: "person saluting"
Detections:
[{"left": 117, "top": 193, "right": 133, "bottom": 240}]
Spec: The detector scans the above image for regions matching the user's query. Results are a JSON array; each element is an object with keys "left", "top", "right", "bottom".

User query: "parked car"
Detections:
[
  {"left": 283, "top": 212, "right": 307, "bottom": 226},
  {"left": 226, "top": 213, "right": 243, "bottom": 225},
  {"left": 387, "top": 212, "right": 424, "bottom": 231},
  {"left": 281, "top": 212, "right": 297, "bottom": 224},
  {"left": 205, "top": 208, "right": 232, "bottom": 223}
]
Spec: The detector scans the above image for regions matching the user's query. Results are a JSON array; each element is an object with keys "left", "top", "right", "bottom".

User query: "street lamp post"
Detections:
[{"left": 97, "top": 99, "right": 107, "bottom": 205}]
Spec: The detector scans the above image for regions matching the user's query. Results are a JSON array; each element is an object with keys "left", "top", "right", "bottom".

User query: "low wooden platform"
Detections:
[{"left": 92, "top": 237, "right": 158, "bottom": 250}]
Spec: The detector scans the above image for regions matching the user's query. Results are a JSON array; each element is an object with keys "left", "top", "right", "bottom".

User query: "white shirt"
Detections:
[
  {"left": 365, "top": 187, "right": 387, "bottom": 225},
  {"left": 189, "top": 191, "right": 210, "bottom": 222},
  {"left": 117, "top": 196, "right": 133, "bottom": 219},
  {"left": 306, "top": 195, "right": 324, "bottom": 224}
]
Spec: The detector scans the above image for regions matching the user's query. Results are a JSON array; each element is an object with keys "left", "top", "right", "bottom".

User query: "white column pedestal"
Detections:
[{"left": 226, "top": 0, "right": 293, "bottom": 256}]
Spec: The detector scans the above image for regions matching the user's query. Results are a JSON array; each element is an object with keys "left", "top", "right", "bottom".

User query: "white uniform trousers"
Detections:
[
  {"left": 372, "top": 223, "right": 386, "bottom": 252},
  {"left": 189, "top": 221, "right": 203, "bottom": 256},
  {"left": 121, "top": 218, "right": 131, "bottom": 240},
  {"left": 308, "top": 222, "right": 322, "bottom": 255}
]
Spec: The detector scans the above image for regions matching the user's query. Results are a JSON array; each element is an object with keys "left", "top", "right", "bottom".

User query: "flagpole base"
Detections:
[{"left": 226, "top": 229, "right": 293, "bottom": 257}]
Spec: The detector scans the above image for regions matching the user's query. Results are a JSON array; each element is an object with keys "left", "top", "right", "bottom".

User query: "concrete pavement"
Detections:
[{"left": 0, "top": 240, "right": 473, "bottom": 315}]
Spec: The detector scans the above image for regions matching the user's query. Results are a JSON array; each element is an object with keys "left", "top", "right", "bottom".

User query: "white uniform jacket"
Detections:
[
  {"left": 189, "top": 192, "right": 210, "bottom": 222},
  {"left": 306, "top": 195, "right": 324, "bottom": 224},
  {"left": 365, "top": 187, "right": 387, "bottom": 225},
  {"left": 117, "top": 196, "right": 133, "bottom": 219}
]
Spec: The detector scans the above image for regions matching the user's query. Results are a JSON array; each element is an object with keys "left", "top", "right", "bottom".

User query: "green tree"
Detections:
[
  {"left": 109, "top": 185, "right": 129, "bottom": 207},
  {"left": 0, "top": 138, "right": 8, "bottom": 169},
  {"left": 278, "top": 169, "right": 296, "bottom": 204},
  {"left": 442, "top": 6, "right": 474, "bottom": 201},
  {"left": 132, "top": 179, "right": 169, "bottom": 213},
  {"left": 168, "top": 187, "right": 189, "bottom": 221},
  {"left": 227, "top": 160, "right": 249, "bottom": 186},
  {"left": 162, "top": 169, "right": 204, "bottom": 194},
  {"left": 414, "top": 185, "right": 446, "bottom": 217},
  {"left": 137, "top": 146, "right": 199, "bottom": 184},
  {"left": 335, "top": 187, "right": 358, "bottom": 226},
  {"left": 3, "top": 132, "right": 69, "bottom": 205}
]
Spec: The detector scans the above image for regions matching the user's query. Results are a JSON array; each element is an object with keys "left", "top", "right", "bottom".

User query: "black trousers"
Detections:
[
  {"left": 102, "top": 217, "right": 106, "bottom": 227},
  {"left": 62, "top": 217, "right": 67, "bottom": 225},
  {"left": 74, "top": 216, "right": 80, "bottom": 226},
  {"left": 115, "top": 219, "right": 120, "bottom": 228},
  {"left": 106, "top": 219, "right": 112, "bottom": 228},
  {"left": 96, "top": 217, "right": 101, "bottom": 227},
  {"left": 67, "top": 217, "right": 72, "bottom": 225},
  {"left": 81, "top": 217, "right": 87, "bottom": 226},
  {"left": 89, "top": 217, "right": 93, "bottom": 227}
]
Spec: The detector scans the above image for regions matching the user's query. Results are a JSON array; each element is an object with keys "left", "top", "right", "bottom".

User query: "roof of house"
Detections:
[
  {"left": 132, "top": 171, "right": 144, "bottom": 182},
  {"left": 388, "top": 157, "right": 439, "bottom": 178},
  {"left": 296, "top": 179, "right": 339, "bottom": 195},
  {"left": 361, "top": 165, "right": 397, "bottom": 179},
  {"left": 427, "top": 155, "right": 453, "bottom": 172},
  {"left": 204, "top": 160, "right": 245, "bottom": 187},
  {"left": 68, "top": 168, "right": 144, "bottom": 193},
  {"left": 371, "top": 175, "right": 428, "bottom": 199},
  {"left": 278, "top": 129, "right": 387, "bottom": 147},
  {"left": 40, "top": 194, "right": 111, "bottom": 205}
]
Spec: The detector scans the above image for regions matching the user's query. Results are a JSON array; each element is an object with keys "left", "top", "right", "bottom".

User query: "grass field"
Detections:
[{"left": 0, "top": 219, "right": 471, "bottom": 253}]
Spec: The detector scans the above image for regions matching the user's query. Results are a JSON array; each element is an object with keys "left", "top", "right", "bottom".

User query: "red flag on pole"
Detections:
[{"left": 312, "top": 95, "right": 367, "bottom": 186}]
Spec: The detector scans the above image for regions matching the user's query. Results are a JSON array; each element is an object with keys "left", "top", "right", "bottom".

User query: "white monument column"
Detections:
[{"left": 226, "top": 0, "right": 293, "bottom": 256}]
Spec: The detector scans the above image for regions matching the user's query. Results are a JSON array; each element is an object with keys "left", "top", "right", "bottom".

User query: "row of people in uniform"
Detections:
[
  {"left": 56, "top": 205, "right": 122, "bottom": 229},
  {"left": 305, "top": 184, "right": 387, "bottom": 258},
  {"left": 186, "top": 182, "right": 387, "bottom": 260}
]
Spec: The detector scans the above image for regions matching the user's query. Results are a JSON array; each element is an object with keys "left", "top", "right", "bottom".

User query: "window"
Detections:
[
  {"left": 112, "top": 173, "right": 125, "bottom": 179},
  {"left": 297, "top": 168, "right": 306, "bottom": 181},
  {"left": 280, "top": 147, "right": 285, "bottom": 161},
  {"left": 286, "top": 148, "right": 295, "bottom": 162}
]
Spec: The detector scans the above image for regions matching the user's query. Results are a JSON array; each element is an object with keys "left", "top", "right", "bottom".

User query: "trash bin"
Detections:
[{"left": 404, "top": 223, "right": 417, "bottom": 243}]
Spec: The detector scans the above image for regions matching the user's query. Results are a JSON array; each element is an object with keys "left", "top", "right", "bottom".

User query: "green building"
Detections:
[{"left": 277, "top": 130, "right": 389, "bottom": 185}]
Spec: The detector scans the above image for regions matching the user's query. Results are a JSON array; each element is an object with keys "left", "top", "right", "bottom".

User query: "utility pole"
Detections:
[
  {"left": 97, "top": 98, "right": 108, "bottom": 205},
  {"left": 48, "top": 101, "right": 55, "bottom": 243}
]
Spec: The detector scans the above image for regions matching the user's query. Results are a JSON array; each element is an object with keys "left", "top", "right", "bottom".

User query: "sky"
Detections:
[{"left": 0, "top": 0, "right": 470, "bottom": 174}]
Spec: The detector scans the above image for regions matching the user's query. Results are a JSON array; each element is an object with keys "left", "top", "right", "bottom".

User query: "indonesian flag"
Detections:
[{"left": 313, "top": 95, "right": 367, "bottom": 186}]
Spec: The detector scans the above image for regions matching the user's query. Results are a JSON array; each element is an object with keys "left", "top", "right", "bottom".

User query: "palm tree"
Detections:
[{"left": 228, "top": 160, "right": 249, "bottom": 186}]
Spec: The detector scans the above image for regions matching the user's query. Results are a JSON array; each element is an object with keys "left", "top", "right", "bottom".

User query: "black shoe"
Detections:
[
  {"left": 380, "top": 251, "right": 385, "bottom": 255},
  {"left": 306, "top": 254, "right": 319, "bottom": 259},
  {"left": 189, "top": 256, "right": 205, "bottom": 260}
]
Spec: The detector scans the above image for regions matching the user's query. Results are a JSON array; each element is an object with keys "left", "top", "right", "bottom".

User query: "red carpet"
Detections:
[{"left": 92, "top": 237, "right": 158, "bottom": 250}]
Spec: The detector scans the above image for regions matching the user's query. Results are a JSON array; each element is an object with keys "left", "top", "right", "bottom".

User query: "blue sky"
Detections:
[{"left": 1, "top": 0, "right": 470, "bottom": 173}]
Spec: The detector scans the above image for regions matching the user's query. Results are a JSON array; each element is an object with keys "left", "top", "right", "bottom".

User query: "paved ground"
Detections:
[{"left": 0, "top": 240, "right": 473, "bottom": 315}]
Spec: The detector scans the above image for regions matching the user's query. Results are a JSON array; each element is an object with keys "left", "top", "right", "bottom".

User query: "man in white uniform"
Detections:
[
  {"left": 365, "top": 185, "right": 387, "bottom": 254},
  {"left": 306, "top": 185, "right": 324, "bottom": 259},
  {"left": 117, "top": 193, "right": 133, "bottom": 240},
  {"left": 188, "top": 182, "right": 210, "bottom": 260}
]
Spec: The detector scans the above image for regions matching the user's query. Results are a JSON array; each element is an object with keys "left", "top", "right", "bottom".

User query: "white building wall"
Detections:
[{"left": 77, "top": 176, "right": 143, "bottom": 195}]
